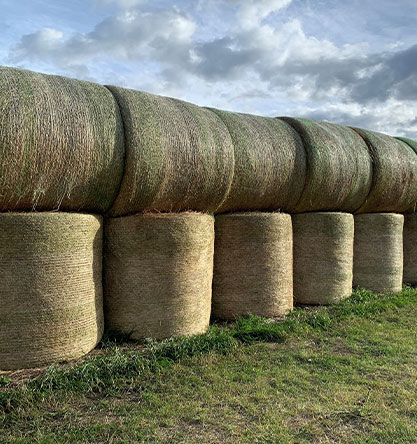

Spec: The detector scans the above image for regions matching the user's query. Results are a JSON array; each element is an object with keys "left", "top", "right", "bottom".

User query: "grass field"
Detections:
[{"left": 1, "top": 288, "right": 417, "bottom": 443}]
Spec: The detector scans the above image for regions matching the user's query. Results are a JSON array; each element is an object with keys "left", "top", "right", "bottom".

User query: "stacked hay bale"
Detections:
[
  {"left": 0, "top": 66, "right": 124, "bottom": 212},
  {"left": 292, "top": 212, "right": 354, "bottom": 304},
  {"left": 104, "top": 213, "right": 214, "bottom": 339},
  {"left": 105, "top": 87, "right": 235, "bottom": 216},
  {"left": 0, "top": 213, "right": 103, "bottom": 370},
  {"left": 353, "top": 214, "right": 404, "bottom": 293},
  {"left": 403, "top": 213, "right": 417, "bottom": 285},
  {"left": 212, "top": 212, "right": 293, "bottom": 320}
]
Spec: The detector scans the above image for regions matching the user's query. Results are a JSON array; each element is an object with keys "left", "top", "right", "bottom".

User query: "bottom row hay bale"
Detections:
[
  {"left": 212, "top": 212, "right": 293, "bottom": 320},
  {"left": 353, "top": 213, "right": 404, "bottom": 293},
  {"left": 292, "top": 212, "right": 354, "bottom": 305},
  {"left": 0, "top": 212, "right": 103, "bottom": 371},
  {"left": 104, "top": 212, "right": 214, "bottom": 339},
  {"left": 403, "top": 213, "right": 417, "bottom": 285}
]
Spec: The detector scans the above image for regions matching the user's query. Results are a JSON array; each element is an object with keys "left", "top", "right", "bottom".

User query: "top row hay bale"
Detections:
[
  {"left": 278, "top": 117, "right": 372, "bottom": 213},
  {"left": 0, "top": 66, "right": 124, "bottom": 212},
  {"left": 106, "top": 87, "right": 234, "bottom": 216},
  {"left": 352, "top": 128, "right": 417, "bottom": 213},
  {"left": 208, "top": 109, "right": 306, "bottom": 213}
]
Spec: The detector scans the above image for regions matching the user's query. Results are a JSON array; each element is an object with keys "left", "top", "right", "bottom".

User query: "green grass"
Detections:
[{"left": 1, "top": 287, "right": 417, "bottom": 443}]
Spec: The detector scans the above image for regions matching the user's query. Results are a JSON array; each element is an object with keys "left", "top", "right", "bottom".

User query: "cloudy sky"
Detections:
[{"left": 1, "top": 0, "right": 417, "bottom": 137}]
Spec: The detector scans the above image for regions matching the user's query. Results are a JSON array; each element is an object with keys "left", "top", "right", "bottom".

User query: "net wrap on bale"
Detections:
[
  {"left": 212, "top": 212, "right": 293, "bottom": 320},
  {"left": 403, "top": 213, "right": 417, "bottom": 285},
  {"left": 104, "top": 212, "right": 214, "bottom": 339},
  {"left": 292, "top": 212, "right": 354, "bottom": 304},
  {"left": 0, "top": 213, "right": 103, "bottom": 370}
]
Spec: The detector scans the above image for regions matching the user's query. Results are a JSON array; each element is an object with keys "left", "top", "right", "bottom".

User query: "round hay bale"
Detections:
[
  {"left": 212, "top": 212, "right": 293, "bottom": 320},
  {"left": 292, "top": 212, "right": 354, "bottom": 304},
  {"left": 207, "top": 109, "right": 306, "bottom": 212},
  {"left": 353, "top": 213, "right": 404, "bottom": 293},
  {"left": 0, "top": 66, "right": 124, "bottom": 213},
  {"left": 396, "top": 136, "right": 417, "bottom": 213},
  {"left": 403, "top": 213, "right": 417, "bottom": 285},
  {"left": 104, "top": 212, "right": 214, "bottom": 339},
  {"left": 279, "top": 118, "right": 373, "bottom": 212},
  {"left": 351, "top": 128, "right": 417, "bottom": 213},
  {"left": 105, "top": 87, "right": 234, "bottom": 216},
  {"left": 0, "top": 212, "right": 103, "bottom": 370}
]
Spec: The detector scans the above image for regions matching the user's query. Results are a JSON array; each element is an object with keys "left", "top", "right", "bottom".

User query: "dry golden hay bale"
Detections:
[
  {"left": 403, "top": 213, "right": 417, "bottom": 285},
  {"left": 0, "top": 212, "right": 103, "bottom": 370},
  {"left": 0, "top": 66, "right": 124, "bottom": 213},
  {"left": 292, "top": 212, "right": 354, "bottom": 304},
  {"left": 353, "top": 213, "right": 404, "bottom": 293},
  {"left": 104, "top": 212, "right": 214, "bottom": 339},
  {"left": 279, "top": 118, "right": 372, "bottom": 212},
  {"left": 351, "top": 128, "right": 417, "bottom": 213},
  {"left": 208, "top": 109, "right": 306, "bottom": 212},
  {"left": 106, "top": 87, "right": 234, "bottom": 216},
  {"left": 212, "top": 212, "right": 293, "bottom": 320}
]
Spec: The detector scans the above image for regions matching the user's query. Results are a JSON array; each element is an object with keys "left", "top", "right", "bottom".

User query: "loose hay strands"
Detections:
[
  {"left": 353, "top": 213, "right": 404, "bottom": 293},
  {"left": 403, "top": 213, "right": 417, "bottom": 285},
  {"left": 0, "top": 66, "right": 124, "bottom": 213},
  {"left": 106, "top": 87, "right": 234, "bottom": 216},
  {"left": 104, "top": 212, "right": 214, "bottom": 339},
  {"left": 212, "top": 212, "right": 293, "bottom": 320},
  {"left": 208, "top": 109, "right": 306, "bottom": 212},
  {"left": 279, "top": 118, "right": 372, "bottom": 212},
  {"left": 292, "top": 212, "right": 354, "bottom": 305},
  {"left": 352, "top": 128, "right": 417, "bottom": 213},
  {"left": 0, "top": 213, "right": 103, "bottom": 370}
]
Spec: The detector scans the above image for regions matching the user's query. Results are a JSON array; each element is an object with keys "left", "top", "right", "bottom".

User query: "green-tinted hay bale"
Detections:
[
  {"left": 279, "top": 118, "right": 372, "bottom": 212},
  {"left": 0, "top": 66, "right": 124, "bottom": 212},
  {"left": 403, "top": 213, "right": 417, "bottom": 285},
  {"left": 292, "top": 212, "right": 354, "bottom": 304},
  {"left": 0, "top": 213, "right": 103, "bottom": 370},
  {"left": 207, "top": 109, "right": 306, "bottom": 212},
  {"left": 396, "top": 136, "right": 417, "bottom": 213},
  {"left": 353, "top": 213, "right": 404, "bottom": 293},
  {"left": 106, "top": 87, "right": 234, "bottom": 216},
  {"left": 351, "top": 128, "right": 417, "bottom": 213},
  {"left": 212, "top": 212, "right": 293, "bottom": 320},
  {"left": 104, "top": 212, "right": 214, "bottom": 339}
]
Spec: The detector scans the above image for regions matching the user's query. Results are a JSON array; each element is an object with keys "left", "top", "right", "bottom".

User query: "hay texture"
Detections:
[
  {"left": 353, "top": 213, "right": 404, "bottom": 293},
  {"left": 212, "top": 212, "right": 293, "bottom": 320},
  {"left": 0, "top": 213, "right": 103, "bottom": 370},
  {"left": 104, "top": 212, "right": 214, "bottom": 339},
  {"left": 0, "top": 66, "right": 124, "bottom": 213},
  {"left": 208, "top": 109, "right": 306, "bottom": 212},
  {"left": 352, "top": 128, "right": 417, "bottom": 213},
  {"left": 403, "top": 213, "right": 417, "bottom": 285},
  {"left": 292, "top": 212, "right": 354, "bottom": 304},
  {"left": 106, "top": 87, "right": 234, "bottom": 216},
  {"left": 279, "top": 118, "right": 372, "bottom": 212}
]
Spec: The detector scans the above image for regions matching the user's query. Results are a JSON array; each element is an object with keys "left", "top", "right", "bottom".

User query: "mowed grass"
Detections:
[{"left": 1, "top": 288, "right": 417, "bottom": 443}]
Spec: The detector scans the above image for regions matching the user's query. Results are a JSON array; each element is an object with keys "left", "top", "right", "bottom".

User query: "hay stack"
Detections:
[
  {"left": 106, "top": 87, "right": 234, "bottom": 216},
  {"left": 212, "top": 212, "right": 293, "bottom": 320},
  {"left": 403, "top": 213, "right": 417, "bottom": 285},
  {"left": 0, "top": 66, "right": 124, "bottom": 213},
  {"left": 104, "top": 212, "right": 214, "bottom": 339},
  {"left": 352, "top": 128, "right": 417, "bottom": 213},
  {"left": 279, "top": 118, "right": 372, "bottom": 212},
  {"left": 353, "top": 213, "right": 404, "bottom": 293},
  {"left": 208, "top": 109, "right": 306, "bottom": 212},
  {"left": 292, "top": 212, "right": 354, "bottom": 304},
  {"left": 0, "top": 213, "right": 103, "bottom": 370}
]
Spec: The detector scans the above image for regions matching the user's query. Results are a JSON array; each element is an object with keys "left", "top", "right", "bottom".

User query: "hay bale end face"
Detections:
[
  {"left": 212, "top": 212, "right": 293, "bottom": 320},
  {"left": 106, "top": 87, "right": 235, "bottom": 216},
  {"left": 353, "top": 213, "right": 404, "bottom": 293},
  {"left": 104, "top": 212, "right": 214, "bottom": 339},
  {"left": 208, "top": 109, "right": 306, "bottom": 212},
  {"left": 279, "top": 118, "right": 373, "bottom": 213},
  {"left": 403, "top": 213, "right": 417, "bottom": 285},
  {"left": 0, "top": 213, "right": 103, "bottom": 370},
  {"left": 0, "top": 66, "right": 124, "bottom": 213},
  {"left": 292, "top": 212, "right": 354, "bottom": 305}
]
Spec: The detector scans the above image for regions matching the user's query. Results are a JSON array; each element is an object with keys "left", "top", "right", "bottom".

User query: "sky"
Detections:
[{"left": 1, "top": 0, "right": 417, "bottom": 137}]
